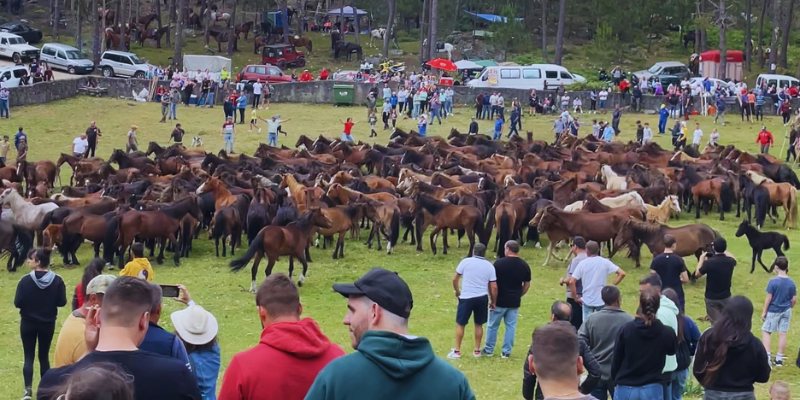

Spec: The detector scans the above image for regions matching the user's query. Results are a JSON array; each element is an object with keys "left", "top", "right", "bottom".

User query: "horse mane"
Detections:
[
  {"left": 416, "top": 193, "right": 444, "bottom": 214},
  {"left": 626, "top": 219, "right": 663, "bottom": 236},
  {"left": 584, "top": 195, "right": 610, "bottom": 212}
]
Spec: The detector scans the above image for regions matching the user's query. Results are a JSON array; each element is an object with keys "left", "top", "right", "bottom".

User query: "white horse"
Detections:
[
  {"left": 0, "top": 188, "right": 58, "bottom": 242},
  {"left": 599, "top": 165, "right": 628, "bottom": 191},
  {"left": 563, "top": 191, "right": 647, "bottom": 212},
  {"left": 437, "top": 42, "right": 454, "bottom": 60},
  {"left": 370, "top": 28, "right": 386, "bottom": 46}
]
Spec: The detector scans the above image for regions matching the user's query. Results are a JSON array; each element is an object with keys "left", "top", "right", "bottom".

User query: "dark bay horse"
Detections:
[
  {"left": 414, "top": 192, "right": 484, "bottom": 257},
  {"left": 230, "top": 209, "right": 332, "bottom": 291},
  {"left": 735, "top": 220, "right": 789, "bottom": 273},
  {"left": 211, "top": 206, "right": 242, "bottom": 257},
  {"left": 613, "top": 218, "right": 719, "bottom": 268},
  {"left": 0, "top": 221, "right": 33, "bottom": 271},
  {"left": 288, "top": 35, "right": 313, "bottom": 52}
]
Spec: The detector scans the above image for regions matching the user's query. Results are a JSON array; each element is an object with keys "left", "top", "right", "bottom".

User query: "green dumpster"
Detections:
[{"left": 333, "top": 84, "right": 355, "bottom": 105}]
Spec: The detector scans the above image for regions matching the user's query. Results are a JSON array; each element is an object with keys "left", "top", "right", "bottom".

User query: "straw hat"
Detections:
[
  {"left": 170, "top": 305, "right": 218, "bottom": 345},
  {"left": 131, "top": 125, "right": 139, "bottom": 130}
]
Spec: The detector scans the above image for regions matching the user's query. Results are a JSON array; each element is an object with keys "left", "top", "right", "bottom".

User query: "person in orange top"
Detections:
[
  {"left": 319, "top": 68, "right": 329, "bottom": 80},
  {"left": 756, "top": 126, "right": 774, "bottom": 154},
  {"left": 747, "top": 91, "right": 756, "bottom": 118},
  {"left": 299, "top": 70, "right": 313, "bottom": 82}
]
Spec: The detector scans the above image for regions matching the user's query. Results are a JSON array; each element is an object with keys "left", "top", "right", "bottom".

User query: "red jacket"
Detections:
[
  {"left": 756, "top": 130, "right": 774, "bottom": 145},
  {"left": 218, "top": 318, "right": 344, "bottom": 400},
  {"left": 299, "top": 71, "right": 313, "bottom": 82}
]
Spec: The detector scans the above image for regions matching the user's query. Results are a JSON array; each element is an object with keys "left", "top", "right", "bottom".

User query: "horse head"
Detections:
[{"left": 669, "top": 195, "right": 682, "bottom": 214}]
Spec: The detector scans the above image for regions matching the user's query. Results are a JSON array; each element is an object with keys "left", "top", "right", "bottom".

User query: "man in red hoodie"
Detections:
[
  {"left": 756, "top": 125, "right": 774, "bottom": 154},
  {"left": 218, "top": 274, "right": 344, "bottom": 400}
]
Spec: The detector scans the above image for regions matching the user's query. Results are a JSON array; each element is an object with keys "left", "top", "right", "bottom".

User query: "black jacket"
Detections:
[
  {"left": 14, "top": 271, "right": 66, "bottom": 323},
  {"left": 693, "top": 330, "right": 770, "bottom": 392},
  {"left": 611, "top": 318, "right": 676, "bottom": 387}
]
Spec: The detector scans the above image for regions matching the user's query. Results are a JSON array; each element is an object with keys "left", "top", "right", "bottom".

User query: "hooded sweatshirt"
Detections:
[
  {"left": 218, "top": 318, "right": 343, "bottom": 400},
  {"left": 14, "top": 270, "right": 67, "bottom": 323},
  {"left": 657, "top": 295, "right": 679, "bottom": 373},
  {"left": 119, "top": 258, "right": 155, "bottom": 281},
  {"left": 306, "top": 330, "right": 475, "bottom": 400},
  {"left": 611, "top": 318, "right": 676, "bottom": 387}
]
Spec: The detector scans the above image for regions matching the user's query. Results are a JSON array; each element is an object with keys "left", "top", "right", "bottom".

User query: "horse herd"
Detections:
[{"left": 0, "top": 129, "right": 797, "bottom": 290}]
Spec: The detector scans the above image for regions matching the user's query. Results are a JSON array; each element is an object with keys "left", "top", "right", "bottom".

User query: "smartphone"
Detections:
[{"left": 160, "top": 284, "right": 180, "bottom": 298}]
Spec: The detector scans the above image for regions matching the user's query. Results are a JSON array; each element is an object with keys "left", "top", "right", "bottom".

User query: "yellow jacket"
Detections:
[{"left": 120, "top": 258, "right": 155, "bottom": 281}]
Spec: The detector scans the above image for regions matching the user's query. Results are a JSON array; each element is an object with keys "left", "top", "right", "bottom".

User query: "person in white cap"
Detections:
[
  {"left": 172, "top": 285, "right": 220, "bottom": 400},
  {"left": 53, "top": 274, "right": 116, "bottom": 367}
]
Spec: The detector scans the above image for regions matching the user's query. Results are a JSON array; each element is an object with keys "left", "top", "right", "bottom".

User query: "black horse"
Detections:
[
  {"left": 735, "top": 220, "right": 790, "bottom": 274},
  {"left": 683, "top": 30, "right": 696, "bottom": 49},
  {"left": 334, "top": 41, "right": 362, "bottom": 61},
  {"left": 0, "top": 221, "right": 33, "bottom": 271},
  {"left": 740, "top": 175, "right": 772, "bottom": 229}
]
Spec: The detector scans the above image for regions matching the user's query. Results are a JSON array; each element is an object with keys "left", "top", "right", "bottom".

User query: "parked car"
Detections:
[
  {"left": 0, "top": 21, "right": 42, "bottom": 44},
  {"left": 0, "top": 32, "right": 39, "bottom": 63},
  {"left": 236, "top": 64, "right": 292, "bottom": 83},
  {"left": 98, "top": 50, "right": 149, "bottom": 78},
  {"left": 0, "top": 65, "right": 29, "bottom": 88},
  {"left": 755, "top": 73, "right": 800, "bottom": 90},
  {"left": 260, "top": 44, "right": 305, "bottom": 68},
  {"left": 633, "top": 61, "right": 692, "bottom": 82},
  {"left": 40, "top": 43, "right": 94, "bottom": 74},
  {"left": 688, "top": 77, "right": 735, "bottom": 93},
  {"left": 466, "top": 64, "right": 585, "bottom": 90}
]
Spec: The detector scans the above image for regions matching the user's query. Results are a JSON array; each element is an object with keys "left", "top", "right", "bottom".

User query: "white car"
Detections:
[
  {"left": 467, "top": 64, "right": 585, "bottom": 90},
  {"left": 0, "top": 65, "right": 29, "bottom": 88},
  {"left": 98, "top": 50, "right": 150, "bottom": 78},
  {"left": 0, "top": 32, "right": 39, "bottom": 64}
]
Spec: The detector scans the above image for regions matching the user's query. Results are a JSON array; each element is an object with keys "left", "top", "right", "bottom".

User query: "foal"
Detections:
[{"left": 735, "top": 220, "right": 790, "bottom": 274}]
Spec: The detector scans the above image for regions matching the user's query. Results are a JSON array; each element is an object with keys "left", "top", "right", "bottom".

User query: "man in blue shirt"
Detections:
[
  {"left": 714, "top": 94, "right": 726, "bottom": 125},
  {"left": 761, "top": 256, "right": 797, "bottom": 367},
  {"left": 493, "top": 115, "right": 504, "bottom": 140},
  {"left": 553, "top": 118, "right": 565, "bottom": 142},
  {"left": 140, "top": 284, "right": 192, "bottom": 370},
  {"left": 602, "top": 122, "right": 615, "bottom": 143},
  {"left": 14, "top": 127, "right": 26, "bottom": 150},
  {"left": 658, "top": 104, "right": 670, "bottom": 134}
]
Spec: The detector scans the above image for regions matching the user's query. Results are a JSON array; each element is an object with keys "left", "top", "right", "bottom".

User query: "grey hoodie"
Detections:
[
  {"left": 579, "top": 307, "right": 634, "bottom": 379},
  {"left": 30, "top": 270, "right": 56, "bottom": 289}
]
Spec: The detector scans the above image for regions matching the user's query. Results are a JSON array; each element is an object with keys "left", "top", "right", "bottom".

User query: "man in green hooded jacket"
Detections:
[{"left": 305, "top": 267, "right": 475, "bottom": 400}]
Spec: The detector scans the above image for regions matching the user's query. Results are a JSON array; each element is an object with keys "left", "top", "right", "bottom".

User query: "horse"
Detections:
[
  {"left": 334, "top": 41, "right": 363, "bottom": 61},
  {"left": 735, "top": 220, "right": 790, "bottom": 274},
  {"left": 613, "top": 218, "right": 719, "bottom": 268},
  {"left": 316, "top": 204, "right": 362, "bottom": 259},
  {"left": 288, "top": 35, "right": 313, "bottom": 53},
  {"left": 745, "top": 170, "right": 798, "bottom": 228},
  {"left": 645, "top": 195, "right": 682, "bottom": 223},
  {"left": 137, "top": 26, "right": 170, "bottom": 47},
  {"left": 0, "top": 188, "right": 59, "bottom": 245},
  {"left": 490, "top": 201, "right": 517, "bottom": 259},
  {"left": 598, "top": 165, "right": 627, "bottom": 191},
  {"left": 281, "top": 174, "right": 325, "bottom": 212},
  {"left": 230, "top": 209, "right": 332, "bottom": 291},
  {"left": 370, "top": 28, "right": 386, "bottom": 45},
  {"left": 17, "top": 159, "right": 58, "bottom": 194},
  {"left": 104, "top": 27, "right": 131, "bottom": 51},
  {"left": 362, "top": 199, "right": 401, "bottom": 254},
  {"left": 0, "top": 221, "right": 33, "bottom": 271},
  {"left": 435, "top": 41, "right": 455, "bottom": 60},
  {"left": 134, "top": 13, "right": 158, "bottom": 30},
  {"left": 53, "top": 209, "right": 119, "bottom": 265},
  {"left": 740, "top": 174, "right": 771, "bottom": 229},
  {"left": 534, "top": 205, "right": 629, "bottom": 260},
  {"left": 687, "top": 177, "right": 735, "bottom": 221},
  {"left": 246, "top": 187, "right": 273, "bottom": 243},
  {"left": 414, "top": 192, "right": 485, "bottom": 257},
  {"left": 564, "top": 191, "right": 646, "bottom": 212},
  {"left": 207, "top": 27, "right": 237, "bottom": 52},
  {"left": 211, "top": 206, "right": 242, "bottom": 257},
  {"left": 234, "top": 21, "right": 254, "bottom": 39}
]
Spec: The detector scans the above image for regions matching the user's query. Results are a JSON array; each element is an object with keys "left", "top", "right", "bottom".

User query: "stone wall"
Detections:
[{"left": 6, "top": 79, "right": 82, "bottom": 106}]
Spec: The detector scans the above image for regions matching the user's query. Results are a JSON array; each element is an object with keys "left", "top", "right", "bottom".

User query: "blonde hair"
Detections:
[{"left": 770, "top": 381, "right": 791, "bottom": 400}]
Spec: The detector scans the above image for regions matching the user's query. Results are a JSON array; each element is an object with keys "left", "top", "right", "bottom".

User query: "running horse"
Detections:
[
  {"left": 230, "top": 209, "right": 332, "bottom": 291},
  {"left": 0, "top": 188, "right": 59, "bottom": 245}
]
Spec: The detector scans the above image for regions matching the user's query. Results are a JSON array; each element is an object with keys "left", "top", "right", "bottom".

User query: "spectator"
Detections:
[
  {"left": 72, "top": 133, "right": 89, "bottom": 158},
  {"left": 611, "top": 287, "right": 677, "bottom": 400},
  {"left": 642, "top": 122, "right": 653, "bottom": 144},
  {"left": 639, "top": 273, "right": 679, "bottom": 399},
  {"left": 219, "top": 274, "right": 343, "bottom": 400},
  {"left": 252, "top": 79, "right": 263, "bottom": 108},
  {"left": 16, "top": 136, "right": 27, "bottom": 163},
  {"left": 709, "top": 128, "right": 720, "bottom": 147},
  {"left": 553, "top": 118, "right": 565, "bottom": 141},
  {"left": 172, "top": 285, "right": 221, "bottom": 400},
  {"left": 760, "top": 256, "right": 796, "bottom": 367},
  {"left": 663, "top": 288, "right": 701, "bottom": 400},
  {"left": 658, "top": 104, "right": 669, "bottom": 134},
  {"left": 170, "top": 87, "right": 181, "bottom": 120},
  {"left": 468, "top": 118, "right": 479, "bottom": 136},
  {"left": 236, "top": 92, "right": 248, "bottom": 124},
  {"left": 694, "top": 238, "right": 737, "bottom": 323},
  {"left": 84, "top": 121, "right": 101, "bottom": 158},
  {"left": 15, "top": 248, "right": 66, "bottom": 400},
  {"left": 0, "top": 135, "right": 8, "bottom": 164},
  {"left": 119, "top": 243, "right": 154, "bottom": 281},
  {"left": 508, "top": 109, "right": 520, "bottom": 138},
  {"left": 527, "top": 323, "right": 591, "bottom": 400},
  {"left": 368, "top": 111, "right": 378, "bottom": 138},
  {"left": 160, "top": 90, "right": 171, "bottom": 122},
  {"left": 560, "top": 236, "right": 587, "bottom": 329},
  {"left": 493, "top": 115, "right": 504, "bottom": 141},
  {"left": 126, "top": 125, "right": 139, "bottom": 153},
  {"left": 569, "top": 241, "right": 626, "bottom": 322},
  {"left": 139, "top": 284, "right": 191, "bottom": 370},
  {"left": 770, "top": 382, "right": 791, "bottom": 400},
  {"left": 0, "top": 84, "right": 10, "bottom": 118},
  {"left": 417, "top": 115, "right": 428, "bottom": 137},
  {"left": 54, "top": 274, "right": 116, "bottom": 368},
  {"left": 307, "top": 268, "right": 475, "bottom": 399},
  {"left": 448, "top": 243, "right": 497, "bottom": 359},
  {"left": 14, "top": 126, "right": 27, "bottom": 150},
  {"left": 598, "top": 88, "right": 608, "bottom": 112},
  {"left": 319, "top": 68, "right": 329, "bottom": 80},
  {"left": 265, "top": 115, "right": 289, "bottom": 147},
  {"left": 601, "top": 122, "right": 615, "bottom": 143},
  {"left": 611, "top": 105, "right": 622, "bottom": 135},
  {"left": 47, "top": 362, "right": 134, "bottom": 400},
  {"left": 579, "top": 286, "right": 634, "bottom": 400},
  {"left": 756, "top": 125, "right": 774, "bottom": 154},
  {"left": 694, "top": 296, "right": 771, "bottom": 399},
  {"left": 221, "top": 117, "right": 235, "bottom": 154},
  {"left": 649, "top": 234, "right": 689, "bottom": 311},
  {"left": 523, "top": 304, "right": 602, "bottom": 400},
  {"left": 692, "top": 123, "right": 703, "bottom": 146},
  {"left": 483, "top": 241, "right": 530, "bottom": 358},
  {"left": 299, "top": 70, "right": 312, "bottom": 82},
  {"left": 38, "top": 277, "right": 201, "bottom": 400}
]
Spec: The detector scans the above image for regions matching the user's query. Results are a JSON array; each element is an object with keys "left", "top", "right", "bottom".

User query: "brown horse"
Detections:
[
  {"left": 288, "top": 35, "right": 313, "bottom": 53},
  {"left": 210, "top": 206, "right": 242, "bottom": 257},
  {"left": 17, "top": 160, "right": 57, "bottom": 195},
  {"left": 281, "top": 174, "right": 325, "bottom": 212},
  {"left": 104, "top": 27, "right": 131, "bottom": 50},
  {"left": 687, "top": 177, "right": 735, "bottom": 220},
  {"left": 54, "top": 210, "right": 118, "bottom": 265},
  {"left": 534, "top": 205, "right": 628, "bottom": 262},
  {"left": 487, "top": 201, "right": 517, "bottom": 259},
  {"left": 138, "top": 26, "right": 170, "bottom": 47},
  {"left": 234, "top": 21, "right": 254, "bottom": 39},
  {"left": 316, "top": 204, "right": 362, "bottom": 259},
  {"left": 196, "top": 175, "right": 242, "bottom": 209},
  {"left": 613, "top": 218, "right": 719, "bottom": 268},
  {"left": 230, "top": 209, "right": 332, "bottom": 291},
  {"left": 207, "top": 27, "right": 237, "bottom": 52},
  {"left": 414, "top": 193, "right": 485, "bottom": 256},
  {"left": 362, "top": 199, "right": 401, "bottom": 254},
  {"left": 326, "top": 183, "right": 397, "bottom": 205}
]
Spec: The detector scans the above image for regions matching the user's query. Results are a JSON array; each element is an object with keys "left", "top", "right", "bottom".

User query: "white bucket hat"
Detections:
[{"left": 170, "top": 305, "right": 219, "bottom": 345}]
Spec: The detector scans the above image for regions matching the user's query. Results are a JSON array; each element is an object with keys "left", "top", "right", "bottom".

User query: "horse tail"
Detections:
[
  {"left": 103, "top": 215, "right": 121, "bottom": 262},
  {"left": 211, "top": 211, "right": 225, "bottom": 240},
  {"left": 720, "top": 182, "right": 734, "bottom": 212},
  {"left": 474, "top": 211, "right": 487, "bottom": 246},
  {"left": 181, "top": 217, "right": 194, "bottom": 257},
  {"left": 783, "top": 235, "right": 790, "bottom": 250},
  {"left": 230, "top": 228, "right": 264, "bottom": 271},
  {"left": 388, "top": 208, "right": 400, "bottom": 249},
  {"left": 11, "top": 224, "right": 33, "bottom": 270},
  {"left": 496, "top": 211, "right": 511, "bottom": 259}
]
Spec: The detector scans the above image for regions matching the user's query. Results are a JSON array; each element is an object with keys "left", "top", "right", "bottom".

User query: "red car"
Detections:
[
  {"left": 236, "top": 64, "right": 292, "bottom": 83},
  {"left": 261, "top": 44, "right": 305, "bottom": 68}
]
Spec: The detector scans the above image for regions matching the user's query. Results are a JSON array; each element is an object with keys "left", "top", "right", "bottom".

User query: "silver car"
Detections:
[
  {"left": 40, "top": 43, "right": 94, "bottom": 74},
  {"left": 98, "top": 50, "right": 149, "bottom": 78}
]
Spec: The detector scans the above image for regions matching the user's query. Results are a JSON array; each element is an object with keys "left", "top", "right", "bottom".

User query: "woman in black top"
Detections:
[
  {"left": 611, "top": 287, "right": 676, "bottom": 400},
  {"left": 14, "top": 248, "right": 66, "bottom": 399},
  {"left": 693, "top": 296, "right": 770, "bottom": 400}
]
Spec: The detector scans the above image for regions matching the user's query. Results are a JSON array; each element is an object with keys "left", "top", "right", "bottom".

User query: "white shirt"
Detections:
[
  {"left": 267, "top": 119, "right": 282, "bottom": 134},
  {"left": 571, "top": 256, "right": 620, "bottom": 307},
  {"left": 598, "top": 91, "right": 608, "bottom": 101},
  {"left": 642, "top": 127, "right": 653, "bottom": 143},
  {"left": 489, "top": 95, "right": 498, "bottom": 106},
  {"left": 710, "top": 131, "right": 720, "bottom": 145},
  {"left": 456, "top": 256, "right": 497, "bottom": 299},
  {"left": 252, "top": 82, "right": 263, "bottom": 95},
  {"left": 72, "top": 137, "right": 88, "bottom": 153},
  {"left": 693, "top": 129, "right": 703, "bottom": 145},
  {"left": 496, "top": 96, "right": 504, "bottom": 107}
]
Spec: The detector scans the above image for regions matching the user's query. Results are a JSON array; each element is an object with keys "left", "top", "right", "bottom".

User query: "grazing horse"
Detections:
[
  {"left": 230, "top": 209, "right": 332, "bottom": 291},
  {"left": 0, "top": 188, "right": 59, "bottom": 245},
  {"left": 211, "top": 206, "right": 242, "bottom": 257},
  {"left": 288, "top": 35, "right": 313, "bottom": 53},
  {"left": 599, "top": 165, "right": 627, "bottom": 191},
  {"left": 414, "top": 193, "right": 484, "bottom": 257},
  {"left": 234, "top": 21, "right": 254, "bottom": 39},
  {"left": 614, "top": 218, "right": 719, "bottom": 268},
  {"left": 645, "top": 195, "right": 682, "bottom": 223},
  {"left": 735, "top": 220, "right": 789, "bottom": 273},
  {"left": 0, "top": 220, "right": 33, "bottom": 271}
]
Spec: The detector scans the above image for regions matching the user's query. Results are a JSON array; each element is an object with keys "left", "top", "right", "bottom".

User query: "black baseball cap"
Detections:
[{"left": 333, "top": 268, "right": 414, "bottom": 318}]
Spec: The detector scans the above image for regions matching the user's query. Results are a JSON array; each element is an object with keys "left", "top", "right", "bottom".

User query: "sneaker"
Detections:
[
  {"left": 446, "top": 349, "right": 461, "bottom": 359},
  {"left": 501, "top": 353, "right": 510, "bottom": 359},
  {"left": 472, "top": 350, "right": 482, "bottom": 358},
  {"left": 481, "top": 349, "right": 494, "bottom": 357},
  {"left": 775, "top": 358, "right": 784, "bottom": 367}
]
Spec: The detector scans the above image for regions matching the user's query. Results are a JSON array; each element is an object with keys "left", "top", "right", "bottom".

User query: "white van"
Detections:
[
  {"left": 755, "top": 74, "right": 800, "bottom": 89},
  {"left": 467, "top": 64, "right": 586, "bottom": 90}
]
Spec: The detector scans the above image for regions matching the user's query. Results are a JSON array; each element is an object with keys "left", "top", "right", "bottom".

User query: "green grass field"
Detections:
[{"left": 0, "top": 96, "right": 798, "bottom": 399}]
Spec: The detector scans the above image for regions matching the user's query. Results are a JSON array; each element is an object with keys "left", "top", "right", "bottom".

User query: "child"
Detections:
[
  {"left": 390, "top": 108, "right": 398, "bottom": 129},
  {"left": 340, "top": 117, "right": 356, "bottom": 142},
  {"left": 591, "top": 119, "right": 600, "bottom": 138},
  {"left": 249, "top": 107, "right": 261, "bottom": 133},
  {"left": 692, "top": 123, "right": 703, "bottom": 146},
  {"left": 368, "top": 111, "right": 378, "bottom": 138},
  {"left": 709, "top": 128, "right": 720, "bottom": 147},
  {"left": 0, "top": 135, "right": 9, "bottom": 165},
  {"left": 769, "top": 381, "right": 791, "bottom": 400},
  {"left": 642, "top": 122, "right": 653, "bottom": 144},
  {"left": 761, "top": 256, "right": 796, "bottom": 367},
  {"left": 119, "top": 242, "right": 155, "bottom": 281}
]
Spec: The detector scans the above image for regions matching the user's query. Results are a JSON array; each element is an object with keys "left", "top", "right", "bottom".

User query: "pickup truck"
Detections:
[{"left": 0, "top": 32, "right": 39, "bottom": 64}]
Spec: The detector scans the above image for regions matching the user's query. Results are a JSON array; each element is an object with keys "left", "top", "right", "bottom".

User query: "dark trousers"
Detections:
[
  {"left": 590, "top": 379, "right": 615, "bottom": 400},
  {"left": 476, "top": 104, "right": 483, "bottom": 119},
  {"left": 20, "top": 319, "right": 55, "bottom": 389},
  {"left": 787, "top": 146, "right": 797, "bottom": 162},
  {"left": 252, "top": 94, "right": 261, "bottom": 108},
  {"left": 566, "top": 297, "right": 583, "bottom": 330},
  {"left": 238, "top": 108, "right": 246, "bottom": 124},
  {"left": 86, "top": 139, "right": 97, "bottom": 158},
  {"left": 405, "top": 99, "right": 413, "bottom": 117},
  {"left": 382, "top": 112, "right": 390, "bottom": 129}
]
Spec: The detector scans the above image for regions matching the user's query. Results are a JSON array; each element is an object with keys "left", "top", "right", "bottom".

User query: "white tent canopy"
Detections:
[
  {"left": 455, "top": 60, "right": 483, "bottom": 70},
  {"left": 326, "top": 6, "right": 368, "bottom": 16},
  {"left": 183, "top": 55, "right": 232, "bottom": 81}
]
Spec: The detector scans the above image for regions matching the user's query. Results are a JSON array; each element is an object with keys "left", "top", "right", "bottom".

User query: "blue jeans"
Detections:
[
  {"left": 672, "top": 369, "right": 688, "bottom": 400},
  {"left": 169, "top": 103, "right": 177, "bottom": 119},
  {"left": 483, "top": 307, "right": 518, "bottom": 355},
  {"left": 196, "top": 94, "right": 206, "bottom": 106},
  {"left": 493, "top": 130, "right": 501, "bottom": 140},
  {"left": 223, "top": 133, "right": 233, "bottom": 152},
  {"left": 206, "top": 92, "right": 215, "bottom": 106},
  {"left": 429, "top": 109, "right": 441, "bottom": 124},
  {"left": 582, "top": 304, "right": 604, "bottom": 323},
  {"left": 481, "top": 105, "right": 490, "bottom": 119},
  {"left": 444, "top": 99, "right": 452, "bottom": 115},
  {"left": 0, "top": 98, "right": 8, "bottom": 118},
  {"left": 268, "top": 133, "right": 278, "bottom": 147},
  {"left": 615, "top": 383, "right": 664, "bottom": 400},
  {"left": 412, "top": 102, "right": 420, "bottom": 118},
  {"left": 341, "top": 133, "right": 353, "bottom": 142}
]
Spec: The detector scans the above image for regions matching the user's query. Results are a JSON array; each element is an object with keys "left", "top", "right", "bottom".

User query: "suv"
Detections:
[
  {"left": 236, "top": 64, "right": 292, "bottom": 83},
  {"left": 633, "top": 61, "right": 692, "bottom": 82},
  {"left": 0, "top": 21, "right": 42, "bottom": 44},
  {"left": 260, "top": 44, "right": 305, "bottom": 68},
  {"left": 40, "top": 43, "right": 94, "bottom": 74},
  {"left": 0, "top": 65, "right": 28, "bottom": 88},
  {"left": 98, "top": 50, "right": 149, "bottom": 78},
  {"left": 0, "top": 32, "right": 39, "bottom": 63}
]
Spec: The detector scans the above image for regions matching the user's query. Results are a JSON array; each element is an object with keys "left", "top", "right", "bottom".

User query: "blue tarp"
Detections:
[{"left": 464, "top": 10, "right": 523, "bottom": 23}]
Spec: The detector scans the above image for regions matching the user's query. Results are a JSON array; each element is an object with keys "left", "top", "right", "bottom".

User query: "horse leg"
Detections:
[
  {"left": 214, "top": 236, "right": 220, "bottom": 256},
  {"left": 757, "top": 248, "right": 773, "bottom": 273},
  {"left": 155, "top": 238, "right": 166, "bottom": 264},
  {"left": 337, "top": 231, "right": 345, "bottom": 258},
  {"left": 222, "top": 233, "right": 228, "bottom": 257},
  {"left": 751, "top": 249, "right": 758, "bottom": 273},
  {"left": 694, "top": 195, "right": 701, "bottom": 219},
  {"left": 305, "top": 243, "right": 313, "bottom": 263},
  {"left": 298, "top": 256, "right": 309, "bottom": 287},
  {"left": 543, "top": 241, "right": 555, "bottom": 266},
  {"left": 288, "top": 256, "right": 295, "bottom": 278},
  {"left": 375, "top": 222, "right": 383, "bottom": 251},
  {"left": 466, "top": 228, "right": 475, "bottom": 257},
  {"left": 429, "top": 227, "right": 440, "bottom": 255},
  {"left": 717, "top": 195, "right": 724, "bottom": 221},
  {"left": 442, "top": 229, "right": 449, "bottom": 255},
  {"left": 248, "top": 252, "right": 263, "bottom": 293}
]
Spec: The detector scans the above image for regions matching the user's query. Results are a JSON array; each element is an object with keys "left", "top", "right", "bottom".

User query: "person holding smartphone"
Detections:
[
  {"left": 694, "top": 238, "right": 737, "bottom": 324},
  {"left": 139, "top": 283, "right": 192, "bottom": 370}
]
